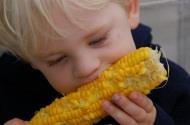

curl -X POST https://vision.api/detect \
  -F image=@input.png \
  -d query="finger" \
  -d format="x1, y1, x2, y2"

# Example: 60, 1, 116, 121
112, 93, 147, 122
129, 92, 154, 113
4, 118, 28, 125
102, 100, 136, 125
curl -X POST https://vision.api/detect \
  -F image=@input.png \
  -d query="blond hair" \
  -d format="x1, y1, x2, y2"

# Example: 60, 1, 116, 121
0, 0, 129, 62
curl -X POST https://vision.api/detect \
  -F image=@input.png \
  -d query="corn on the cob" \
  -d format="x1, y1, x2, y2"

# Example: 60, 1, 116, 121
29, 47, 167, 125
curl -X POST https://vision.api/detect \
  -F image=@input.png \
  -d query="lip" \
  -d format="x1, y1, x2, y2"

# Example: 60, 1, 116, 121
79, 65, 111, 84
81, 73, 99, 84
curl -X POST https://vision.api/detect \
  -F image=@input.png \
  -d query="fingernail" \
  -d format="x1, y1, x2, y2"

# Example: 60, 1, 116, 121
112, 93, 121, 101
130, 92, 140, 99
103, 100, 110, 108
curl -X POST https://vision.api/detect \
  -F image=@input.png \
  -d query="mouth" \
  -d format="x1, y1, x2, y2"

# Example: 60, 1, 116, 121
79, 64, 111, 84
81, 74, 99, 84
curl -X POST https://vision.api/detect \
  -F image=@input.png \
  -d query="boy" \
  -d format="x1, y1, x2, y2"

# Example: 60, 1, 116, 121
1, 0, 190, 125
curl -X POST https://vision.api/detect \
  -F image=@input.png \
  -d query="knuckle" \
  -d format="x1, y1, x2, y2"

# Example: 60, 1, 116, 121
147, 100, 155, 112
143, 97, 150, 106
147, 98, 153, 107
104, 101, 118, 114
109, 105, 117, 113
146, 107, 157, 124
112, 111, 127, 124
144, 97, 154, 112
119, 98, 128, 107
136, 110, 147, 122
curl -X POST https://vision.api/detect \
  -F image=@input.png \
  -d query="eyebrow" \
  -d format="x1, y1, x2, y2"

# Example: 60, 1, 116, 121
38, 51, 62, 60
40, 24, 110, 59
83, 24, 110, 41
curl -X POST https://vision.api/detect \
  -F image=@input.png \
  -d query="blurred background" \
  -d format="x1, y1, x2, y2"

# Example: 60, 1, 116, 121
141, 0, 190, 73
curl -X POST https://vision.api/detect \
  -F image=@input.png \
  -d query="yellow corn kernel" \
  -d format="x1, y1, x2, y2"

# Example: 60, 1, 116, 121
29, 47, 167, 125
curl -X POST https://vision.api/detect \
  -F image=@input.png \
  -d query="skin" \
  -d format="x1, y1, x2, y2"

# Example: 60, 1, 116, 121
5, 0, 156, 125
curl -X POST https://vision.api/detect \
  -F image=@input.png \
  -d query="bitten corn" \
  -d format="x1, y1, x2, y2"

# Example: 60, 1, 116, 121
29, 47, 167, 125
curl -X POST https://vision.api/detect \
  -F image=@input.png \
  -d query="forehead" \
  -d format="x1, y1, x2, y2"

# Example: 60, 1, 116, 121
49, 1, 115, 33
38, 2, 116, 40
34, 2, 124, 58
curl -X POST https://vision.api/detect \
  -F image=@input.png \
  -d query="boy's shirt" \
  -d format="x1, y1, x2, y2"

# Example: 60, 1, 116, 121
1, 24, 190, 125
0, 54, 61, 123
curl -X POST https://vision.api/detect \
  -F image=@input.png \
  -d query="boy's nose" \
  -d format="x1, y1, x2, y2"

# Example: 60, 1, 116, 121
73, 55, 100, 79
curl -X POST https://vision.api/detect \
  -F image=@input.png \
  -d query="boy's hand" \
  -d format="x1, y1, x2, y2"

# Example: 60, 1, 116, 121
4, 118, 28, 125
103, 92, 156, 125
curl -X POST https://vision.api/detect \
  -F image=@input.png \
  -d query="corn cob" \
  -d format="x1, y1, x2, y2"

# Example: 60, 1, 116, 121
29, 47, 167, 125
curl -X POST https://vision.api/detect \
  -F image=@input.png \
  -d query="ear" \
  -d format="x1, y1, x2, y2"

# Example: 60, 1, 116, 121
127, 0, 140, 29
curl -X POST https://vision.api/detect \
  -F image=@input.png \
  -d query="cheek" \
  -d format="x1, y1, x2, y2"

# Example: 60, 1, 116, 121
103, 34, 135, 63
40, 67, 77, 94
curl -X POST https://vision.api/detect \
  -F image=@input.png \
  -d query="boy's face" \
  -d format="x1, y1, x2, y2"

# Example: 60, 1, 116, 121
30, 2, 136, 94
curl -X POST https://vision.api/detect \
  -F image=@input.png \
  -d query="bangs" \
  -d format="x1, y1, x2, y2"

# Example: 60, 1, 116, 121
27, 0, 111, 58
2, 0, 127, 61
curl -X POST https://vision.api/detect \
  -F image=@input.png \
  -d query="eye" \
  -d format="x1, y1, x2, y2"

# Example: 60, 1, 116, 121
47, 56, 68, 66
89, 36, 107, 46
